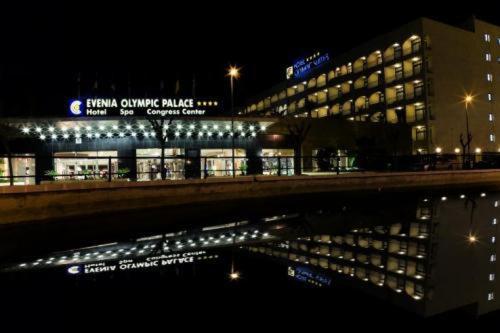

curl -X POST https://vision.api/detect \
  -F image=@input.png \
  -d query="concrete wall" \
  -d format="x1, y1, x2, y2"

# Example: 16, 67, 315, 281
2, 170, 500, 226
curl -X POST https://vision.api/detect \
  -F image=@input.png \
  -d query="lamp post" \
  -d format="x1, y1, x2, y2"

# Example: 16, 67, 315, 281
464, 94, 473, 168
228, 66, 240, 178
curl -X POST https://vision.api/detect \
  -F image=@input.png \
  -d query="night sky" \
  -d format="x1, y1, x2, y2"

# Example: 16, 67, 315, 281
0, 3, 498, 117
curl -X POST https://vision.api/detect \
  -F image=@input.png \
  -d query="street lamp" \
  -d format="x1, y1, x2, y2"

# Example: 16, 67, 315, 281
463, 94, 474, 168
228, 65, 240, 178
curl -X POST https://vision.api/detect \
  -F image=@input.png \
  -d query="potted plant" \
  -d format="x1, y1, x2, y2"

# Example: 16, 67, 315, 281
44, 169, 58, 181
239, 162, 248, 176
117, 167, 130, 179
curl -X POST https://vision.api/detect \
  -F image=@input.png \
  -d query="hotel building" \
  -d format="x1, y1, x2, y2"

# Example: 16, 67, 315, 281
243, 17, 500, 155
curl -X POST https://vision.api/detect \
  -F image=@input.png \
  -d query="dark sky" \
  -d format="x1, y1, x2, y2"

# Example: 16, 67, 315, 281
0, 2, 498, 116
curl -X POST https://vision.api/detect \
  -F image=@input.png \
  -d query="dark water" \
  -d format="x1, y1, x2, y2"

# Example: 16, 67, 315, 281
2, 188, 500, 322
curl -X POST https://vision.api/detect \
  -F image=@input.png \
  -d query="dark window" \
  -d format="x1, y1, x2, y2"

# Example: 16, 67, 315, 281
415, 81, 424, 97
415, 104, 425, 121
396, 86, 404, 101
412, 39, 421, 53
416, 127, 427, 141
413, 60, 423, 75
395, 65, 403, 80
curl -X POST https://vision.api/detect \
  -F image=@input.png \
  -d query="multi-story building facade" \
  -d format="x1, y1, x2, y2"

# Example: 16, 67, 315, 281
243, 17, 500, 155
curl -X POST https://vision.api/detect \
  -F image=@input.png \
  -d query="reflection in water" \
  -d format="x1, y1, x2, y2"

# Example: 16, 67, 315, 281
2, 190, 499, 318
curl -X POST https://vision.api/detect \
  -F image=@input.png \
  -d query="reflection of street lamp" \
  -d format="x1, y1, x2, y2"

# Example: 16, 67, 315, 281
228, 66, 240, 178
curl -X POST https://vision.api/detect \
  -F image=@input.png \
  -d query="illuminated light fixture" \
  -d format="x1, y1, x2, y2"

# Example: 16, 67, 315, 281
86, 126, 92, 131
119, 132, 125, 137
189, 124, 195, 130
454, 148, 460, 154
412, 57, 420, 62
261, 126, 266, 131
186, 131, 192, 137
460, 194, 466, 199
202, 125, 208, 130
213, 125, 219, 130
86, 133, 93, 138
218, 132, 223, 137
198, 131, 204, 137
106, 132, 112, 138
125, 125, 132, 130
48, 127, 55, 132
207, 131, 212, 137
75, 133, 81, 139
475, 148, 482, 153
143, 132, 149, 138
225, 124, 231, 130
139, 124, 145, 130
175, 131, 180, 137
74, 126, 80, 132
94, 133, 100, 138
99, 125, 105, 131
112, 125, 118, 130
481, 192, 486, 197
51, 134, 57, 140
468, 234, 478, 244
249, 125, 255, 131
35, 127, 42, 133
228, 66, 240, 79
176, 124, 182, 130
229, 272, 240, 280
39, 134, 46, 140
22, 127, 30, 134
441, 196, 447, 201
435, 147, 442, 154
251, 132, 256, 137
131, 132, 137, 137
63, 133, 69, 139
237, 125, 243, 131
150, 131, 156, 137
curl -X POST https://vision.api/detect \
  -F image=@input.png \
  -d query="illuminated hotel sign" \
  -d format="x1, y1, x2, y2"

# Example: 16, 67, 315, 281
69, 98, 221, 118
66, 251, 215, 275
286, 52, 330, 80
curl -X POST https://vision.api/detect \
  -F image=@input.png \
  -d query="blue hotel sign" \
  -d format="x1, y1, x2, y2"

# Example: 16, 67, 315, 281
286, 52, 330, 80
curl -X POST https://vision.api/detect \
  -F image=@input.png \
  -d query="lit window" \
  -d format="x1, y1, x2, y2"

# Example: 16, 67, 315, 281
487, 73, 493, 82
490, 134, 496, 142
486, 53, 492, 61
485, 33, 491, 42
488, 93, 493, 101
488, 292, 495, 301
492, 236, 497, 244
490, 273, 496, 281
491, 254, 497, 262
498, 37, 500, 45
489, 114, 494, 122
493, 218, 498, 225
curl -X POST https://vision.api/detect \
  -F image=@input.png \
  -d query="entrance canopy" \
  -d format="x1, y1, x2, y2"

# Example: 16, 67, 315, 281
6, 116, 277, 142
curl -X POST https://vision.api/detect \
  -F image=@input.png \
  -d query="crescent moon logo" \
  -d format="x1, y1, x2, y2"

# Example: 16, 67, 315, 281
67, 265, 81, 275
70, 100, 82, 115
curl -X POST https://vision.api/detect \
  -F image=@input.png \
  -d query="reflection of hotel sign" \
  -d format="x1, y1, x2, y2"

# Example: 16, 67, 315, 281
69, 98, 221, 118
288, 265, 332, 287
67, 251, 216, 275
286, 52, 330, 80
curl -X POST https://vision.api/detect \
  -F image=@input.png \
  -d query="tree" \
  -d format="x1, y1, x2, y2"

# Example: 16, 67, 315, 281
282, 117, 312, 176
460, 131, 472, 169
148, 118, 173, 180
